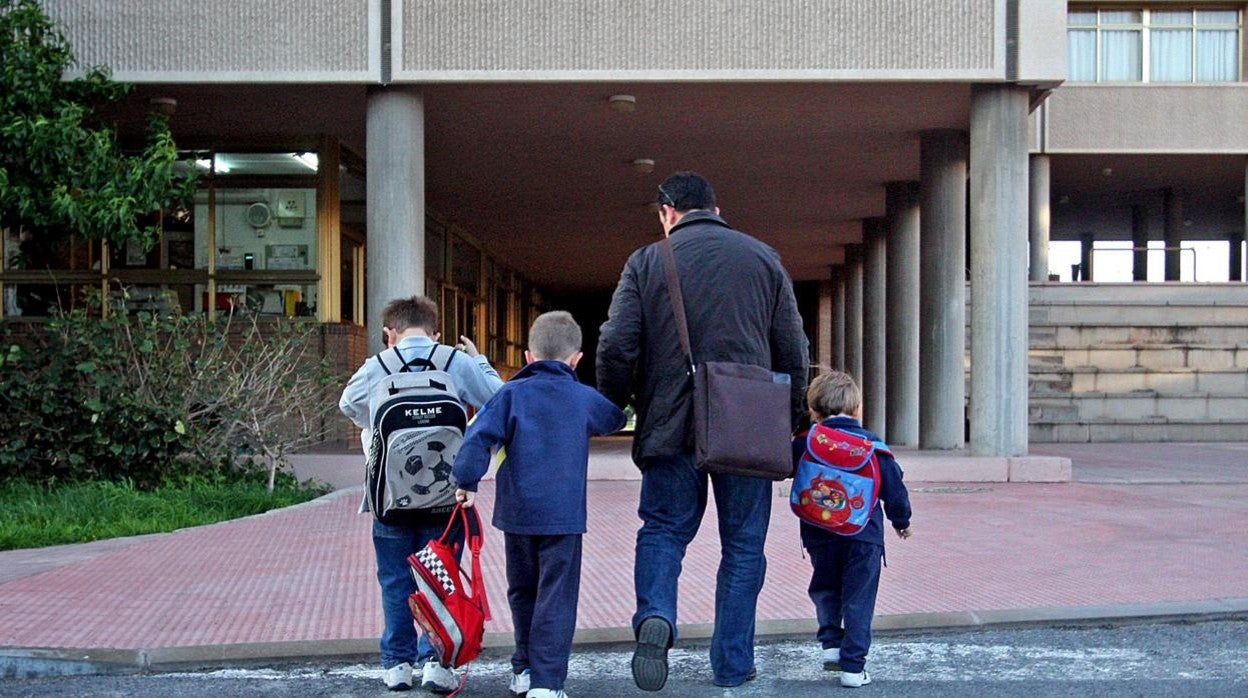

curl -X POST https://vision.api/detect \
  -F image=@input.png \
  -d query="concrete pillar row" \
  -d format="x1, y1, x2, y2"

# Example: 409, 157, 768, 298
830, 264, 847, 372
919, 129, 968, 450
885, 182, 920, 446
366, 87, 426, 354
969, 85, 1030, 458
1164, 187, 1184, 281
862, 218, 888, 439
844, 246, 865, 388
1028, 154, 1051, 282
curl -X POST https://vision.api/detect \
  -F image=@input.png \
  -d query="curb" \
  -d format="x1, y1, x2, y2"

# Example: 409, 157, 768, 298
5, 597, 1247, 679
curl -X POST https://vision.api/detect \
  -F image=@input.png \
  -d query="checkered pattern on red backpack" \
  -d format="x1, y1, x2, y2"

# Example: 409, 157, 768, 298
414, 547, 456, 596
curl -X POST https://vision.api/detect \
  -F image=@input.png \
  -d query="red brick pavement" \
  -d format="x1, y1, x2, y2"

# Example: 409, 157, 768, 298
2, 476, 1247, 651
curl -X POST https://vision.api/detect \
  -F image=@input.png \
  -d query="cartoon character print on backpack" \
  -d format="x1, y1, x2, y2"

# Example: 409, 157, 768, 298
795, 473, 866, 528
790, 424, 885, 537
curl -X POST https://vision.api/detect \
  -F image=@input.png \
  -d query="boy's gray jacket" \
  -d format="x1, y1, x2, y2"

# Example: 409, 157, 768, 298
597, 210, 810, 464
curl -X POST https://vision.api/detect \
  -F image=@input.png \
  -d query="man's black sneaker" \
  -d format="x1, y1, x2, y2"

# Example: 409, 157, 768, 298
631, 617, 672, 692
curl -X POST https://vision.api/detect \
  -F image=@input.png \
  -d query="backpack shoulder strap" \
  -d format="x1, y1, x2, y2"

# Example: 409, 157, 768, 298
427, 343, 458, 373
871, 440, 892, 459
375, 348, 403, 375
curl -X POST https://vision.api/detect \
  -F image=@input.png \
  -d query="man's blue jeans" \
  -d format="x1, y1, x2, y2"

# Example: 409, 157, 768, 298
633, 451, 772, 686
372, 519, 442, 669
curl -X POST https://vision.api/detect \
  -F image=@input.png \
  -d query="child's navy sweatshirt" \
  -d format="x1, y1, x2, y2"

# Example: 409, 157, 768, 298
794, 416, 912, 548
452, 360, 626, 535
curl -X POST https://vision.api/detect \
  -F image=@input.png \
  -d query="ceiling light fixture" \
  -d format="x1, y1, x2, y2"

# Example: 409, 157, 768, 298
148, 97, 178, 116
608, 94, 637, 112
631, 158, 655, 174
1102, 167, 1113, 177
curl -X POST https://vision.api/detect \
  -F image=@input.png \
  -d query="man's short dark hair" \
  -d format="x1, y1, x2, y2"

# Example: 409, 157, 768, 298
381, 295, 438, 334
528, 310, 582, 360
657, 171, 716, 212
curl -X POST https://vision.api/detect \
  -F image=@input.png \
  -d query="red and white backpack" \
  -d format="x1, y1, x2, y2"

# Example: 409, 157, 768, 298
407, 504, 491, 671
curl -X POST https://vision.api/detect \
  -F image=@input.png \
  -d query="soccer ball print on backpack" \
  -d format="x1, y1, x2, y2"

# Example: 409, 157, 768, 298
366, 344, 468, 525
791, 423, 889, 536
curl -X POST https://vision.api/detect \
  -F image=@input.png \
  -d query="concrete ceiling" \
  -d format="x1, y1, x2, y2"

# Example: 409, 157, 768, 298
124, 82, 974, 291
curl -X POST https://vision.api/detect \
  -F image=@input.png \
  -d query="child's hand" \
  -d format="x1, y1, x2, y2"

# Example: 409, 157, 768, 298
895, 527, 912, 539
457, 336, 481, 357
455, 489, 475, 508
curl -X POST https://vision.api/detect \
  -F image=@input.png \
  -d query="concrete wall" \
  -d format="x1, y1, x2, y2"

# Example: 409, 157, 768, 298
45, 0, 380, 82
397, 0, 1002, 80
1044, 86, 1248, 153
48, 0, 1018, 83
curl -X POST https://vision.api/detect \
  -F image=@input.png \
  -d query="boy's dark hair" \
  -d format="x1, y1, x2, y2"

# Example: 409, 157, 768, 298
807, 370, 862, 419
528, 310, 582, 360
657, 171, 717, 212
381, 295, 438, 335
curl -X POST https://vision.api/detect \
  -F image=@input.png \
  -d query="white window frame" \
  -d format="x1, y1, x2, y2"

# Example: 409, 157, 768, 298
1067, 6, 1243, 83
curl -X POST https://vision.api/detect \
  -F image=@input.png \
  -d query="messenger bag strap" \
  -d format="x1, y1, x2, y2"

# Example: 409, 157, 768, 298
659, 237, 696, 376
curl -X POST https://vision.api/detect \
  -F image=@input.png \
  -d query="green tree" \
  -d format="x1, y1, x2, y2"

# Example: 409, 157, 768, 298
0, 0, 195, 251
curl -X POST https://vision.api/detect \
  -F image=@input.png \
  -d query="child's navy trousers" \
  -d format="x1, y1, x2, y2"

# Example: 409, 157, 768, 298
806, 537, 883, 673
505, 532, 582, 691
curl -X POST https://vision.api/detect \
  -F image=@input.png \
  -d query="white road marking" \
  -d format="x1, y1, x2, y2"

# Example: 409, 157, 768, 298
164, 640, 1248, 683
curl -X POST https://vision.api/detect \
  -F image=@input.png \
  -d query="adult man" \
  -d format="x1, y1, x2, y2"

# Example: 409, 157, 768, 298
597, 171, 809, 690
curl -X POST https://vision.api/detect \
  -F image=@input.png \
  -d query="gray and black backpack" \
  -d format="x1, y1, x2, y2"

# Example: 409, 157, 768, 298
366, 345, 467, 526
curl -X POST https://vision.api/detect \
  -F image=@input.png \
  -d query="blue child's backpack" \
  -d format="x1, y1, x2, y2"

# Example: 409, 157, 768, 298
790, 423, 889, 536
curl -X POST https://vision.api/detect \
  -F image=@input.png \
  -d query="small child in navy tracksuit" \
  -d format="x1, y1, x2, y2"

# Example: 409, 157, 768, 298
453, 311, 626, 698
796, 370, 912, 688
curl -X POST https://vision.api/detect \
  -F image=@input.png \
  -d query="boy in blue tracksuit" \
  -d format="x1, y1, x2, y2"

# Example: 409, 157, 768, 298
453, 310, 626, 698
796, 370, 913, 688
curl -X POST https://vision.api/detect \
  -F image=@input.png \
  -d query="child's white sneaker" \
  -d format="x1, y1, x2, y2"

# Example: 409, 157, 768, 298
509, 668, 531, 696
822, 647, 842, 671
840, 670, 871, 688
527, 690, 568, 698
420, 661, 458, 694
382, 662, 413, 691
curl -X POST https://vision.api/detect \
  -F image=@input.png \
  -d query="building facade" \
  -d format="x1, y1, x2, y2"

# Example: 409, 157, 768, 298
3, 1, 1246, 450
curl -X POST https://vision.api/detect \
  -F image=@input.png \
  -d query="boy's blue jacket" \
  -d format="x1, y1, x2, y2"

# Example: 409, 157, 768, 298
453, 360, 627, 535
794, 416, 912, 548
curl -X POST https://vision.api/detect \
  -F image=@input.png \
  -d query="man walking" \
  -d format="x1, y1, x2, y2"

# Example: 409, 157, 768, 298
597, 171, 809, 690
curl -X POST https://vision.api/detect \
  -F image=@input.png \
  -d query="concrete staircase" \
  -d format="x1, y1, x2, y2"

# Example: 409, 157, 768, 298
1028, 284, 1248, 443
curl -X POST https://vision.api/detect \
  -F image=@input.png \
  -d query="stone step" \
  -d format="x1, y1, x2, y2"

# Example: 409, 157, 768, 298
1029, 345, 1247, 371
1030, 393, 1248, 422
1025, 367, 1248, 396
1028, 325, 1248, 350
1031, 420, 1248, 443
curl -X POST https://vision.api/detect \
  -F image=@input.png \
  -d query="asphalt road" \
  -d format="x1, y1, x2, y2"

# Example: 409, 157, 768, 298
4, 619, 1247, 697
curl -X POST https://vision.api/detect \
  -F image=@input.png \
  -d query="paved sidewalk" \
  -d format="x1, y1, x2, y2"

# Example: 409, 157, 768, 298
1, 443, 1246, 671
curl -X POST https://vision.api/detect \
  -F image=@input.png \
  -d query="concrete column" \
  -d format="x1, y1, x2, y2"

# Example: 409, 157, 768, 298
862, 218, 888, 439
816, 280, 833, 369
1230, 232, 1243, 282
366, 87, 426, 354
919, 130, 968, 450
885, 182, 920, 446
1079, 233, 1094, 282
1164, 188, 1183, 281
969, 85, 1030, 457
831, 264, 846, 371
844, 246, 864, 386
1132, 205, 1149, 282
1028, 154, 1051, 282
1240, 157, 1248, 282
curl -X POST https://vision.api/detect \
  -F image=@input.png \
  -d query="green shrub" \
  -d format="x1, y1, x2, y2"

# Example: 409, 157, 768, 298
0, 295, 337, 488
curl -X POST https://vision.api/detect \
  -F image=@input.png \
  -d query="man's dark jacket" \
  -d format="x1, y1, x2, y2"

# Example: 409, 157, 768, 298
597, 210, 810, 464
